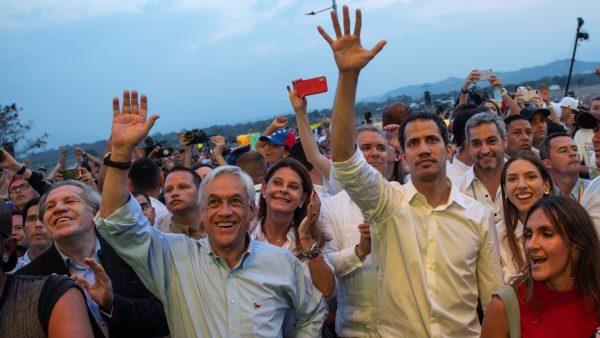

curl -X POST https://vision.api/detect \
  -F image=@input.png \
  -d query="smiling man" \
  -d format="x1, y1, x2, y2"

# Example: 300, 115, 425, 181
460, 112, 507, 223
539, 133, 589, 203
95, 90, 326, 337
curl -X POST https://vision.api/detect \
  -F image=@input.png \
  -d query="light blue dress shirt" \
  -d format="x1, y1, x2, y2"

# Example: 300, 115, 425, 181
95, 196, 326, 338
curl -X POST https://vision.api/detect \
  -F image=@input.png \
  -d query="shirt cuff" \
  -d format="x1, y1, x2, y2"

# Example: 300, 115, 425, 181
94, 194, 142, 228
325, 245, 364, 278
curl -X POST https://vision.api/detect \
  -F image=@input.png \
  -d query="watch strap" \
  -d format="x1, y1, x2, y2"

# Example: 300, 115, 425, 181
103, 152, 132, 170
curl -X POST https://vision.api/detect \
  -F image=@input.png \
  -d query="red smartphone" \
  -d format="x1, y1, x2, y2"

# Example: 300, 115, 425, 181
293, 77, 328, 97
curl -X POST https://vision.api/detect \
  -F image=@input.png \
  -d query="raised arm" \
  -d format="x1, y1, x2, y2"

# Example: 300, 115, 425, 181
318, 6, 386, 162
458, 70, 481, 106
287, 84, 331, 178
99, 90, 158, 218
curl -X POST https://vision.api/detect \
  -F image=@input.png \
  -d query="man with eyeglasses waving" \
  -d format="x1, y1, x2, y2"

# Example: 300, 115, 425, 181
1, 149, 48, 211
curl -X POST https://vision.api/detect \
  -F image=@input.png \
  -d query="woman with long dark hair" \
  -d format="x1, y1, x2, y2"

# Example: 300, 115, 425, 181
497, 151, 553, 283
251, 157, 334, 297
482, 196, 600, 337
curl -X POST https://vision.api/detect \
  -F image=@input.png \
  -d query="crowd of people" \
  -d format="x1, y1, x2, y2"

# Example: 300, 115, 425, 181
1, 5, 600, 338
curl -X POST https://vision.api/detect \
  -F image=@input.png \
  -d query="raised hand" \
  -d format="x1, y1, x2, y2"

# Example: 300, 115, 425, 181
317, 6, 387, 74
0, 149, 22, 171
271, 116, 288, 129
463, 70, 481, 90
383, 124, 400, 151
298, 191, 321, 250
489, 75, 502, 87
355, 222, 371, 260
71, 258, 114, 313
287, 83, 308, 113
209, 135, 226, 155
110, 90, 159, 159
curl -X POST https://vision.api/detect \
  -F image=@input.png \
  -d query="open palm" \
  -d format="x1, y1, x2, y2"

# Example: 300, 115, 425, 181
111, 90, 159, 151
318, 6, 386, 73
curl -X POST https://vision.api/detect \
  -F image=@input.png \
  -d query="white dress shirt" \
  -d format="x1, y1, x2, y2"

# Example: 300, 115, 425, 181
320, 190, 378, 337
149, 196, 172, 232
581, 176, 600, 236
459, 166, 504, 223
333, 149, 502, 338
447, 157, 470, 188
496, 219, 524, 283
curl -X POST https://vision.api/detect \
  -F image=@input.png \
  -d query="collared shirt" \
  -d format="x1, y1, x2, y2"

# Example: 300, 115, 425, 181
447, 157, 470, 188
554, 178, 589, 203
333, 149, 502, 338
581, 176, 600, 235
150, 196, 171, 232
56, 238, 109, 336
459, 166, 504, 223
168, 219, 205, 240
95, 196, 327, 338
9, 250, 32, 274
320, 190, 378, 337
496, 219, 524, 283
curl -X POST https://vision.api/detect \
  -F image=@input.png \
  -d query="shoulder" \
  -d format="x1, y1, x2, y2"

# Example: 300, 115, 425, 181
16, 246, 62, 276
458, 191, 493, 219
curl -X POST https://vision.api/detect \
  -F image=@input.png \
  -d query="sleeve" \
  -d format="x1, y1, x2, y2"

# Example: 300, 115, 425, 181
38, 275, 104, 338
104, 293, 170, 337
94, 195, 174, 303
582, 177, 600, 236
27, 170, 51, 195
332, 148, 396, 225
288, 258, 328, 338
320, 201, 364, 278
476, 212, 503, 311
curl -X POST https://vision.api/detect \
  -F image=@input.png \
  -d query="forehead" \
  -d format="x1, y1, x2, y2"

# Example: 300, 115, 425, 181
12, 214, 23, 222
270, 167, 302, 183
9, 179, 27, 189
46, 185, 84, 203
507, 119, 531, 130
507, 159, 539, 175
469, 122, 500, 138
265, 141, 284, 149
404, 119, 443, 141
26, 204, 39, 218
204, 174, 248, 199
165, 171, 195, 185
549, 136, 575, 149
525, 208, 553, 231
357, 130, 386, 145
530, 113, 547, 122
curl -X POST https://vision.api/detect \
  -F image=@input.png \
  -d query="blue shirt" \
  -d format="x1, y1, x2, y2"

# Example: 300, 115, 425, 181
95, 196, 326, 338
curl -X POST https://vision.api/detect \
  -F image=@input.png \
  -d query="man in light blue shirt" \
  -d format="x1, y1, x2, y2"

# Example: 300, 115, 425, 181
96, 90, 327, 337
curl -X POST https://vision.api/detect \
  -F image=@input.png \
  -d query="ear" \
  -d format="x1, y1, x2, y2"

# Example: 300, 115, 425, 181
260, 183, 267, 198
445, 143, 453, 159
542, 158, 552, 170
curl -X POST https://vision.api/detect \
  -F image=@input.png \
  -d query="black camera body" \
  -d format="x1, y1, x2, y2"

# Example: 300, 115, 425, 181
183, 129, 208, 145
143, 137, 169, 156
155, 147, 175, 159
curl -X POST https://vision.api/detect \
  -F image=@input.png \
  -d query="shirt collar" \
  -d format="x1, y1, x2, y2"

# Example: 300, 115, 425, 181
404, 178, 467, 210
203, 234, 254, 270
56, 237, 101, 268
464, 166, 477, 190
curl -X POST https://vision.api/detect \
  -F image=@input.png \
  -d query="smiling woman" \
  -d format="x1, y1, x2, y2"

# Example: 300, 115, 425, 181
481, 196, 600, 338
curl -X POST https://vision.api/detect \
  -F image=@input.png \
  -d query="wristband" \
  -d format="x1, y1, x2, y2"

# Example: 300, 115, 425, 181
354, 245, 367, 262
16, 165, 27, 175
299, 243, 320, 261
102, 152, 132, 170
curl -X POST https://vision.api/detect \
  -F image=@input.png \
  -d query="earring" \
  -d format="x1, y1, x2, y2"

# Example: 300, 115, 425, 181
569, 257, 577, 280
544, 188, 550, 196
2, 255, 8, 263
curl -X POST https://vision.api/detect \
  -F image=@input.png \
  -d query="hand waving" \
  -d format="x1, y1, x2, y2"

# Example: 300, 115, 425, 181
71, 258, 114, 313
111, 90, 159, 159
287, 83, 307, 113
317, 6, 387, 73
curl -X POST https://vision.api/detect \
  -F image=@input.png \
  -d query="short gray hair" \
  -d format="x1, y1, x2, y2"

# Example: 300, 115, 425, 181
465, 112, 506, 141
356, 125, 388, 147
38, 180, 101, 222
199, 166, 256, 209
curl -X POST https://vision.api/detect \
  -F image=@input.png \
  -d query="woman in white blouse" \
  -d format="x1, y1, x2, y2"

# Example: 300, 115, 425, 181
497, 151, 554, 283
251, 157, 335, 298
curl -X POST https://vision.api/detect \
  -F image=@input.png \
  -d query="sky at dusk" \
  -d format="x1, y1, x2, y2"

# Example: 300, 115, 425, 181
2, 0, 600, 149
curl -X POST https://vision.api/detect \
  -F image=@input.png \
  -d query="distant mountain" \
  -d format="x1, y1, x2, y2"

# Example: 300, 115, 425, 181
365, 59, 599, 101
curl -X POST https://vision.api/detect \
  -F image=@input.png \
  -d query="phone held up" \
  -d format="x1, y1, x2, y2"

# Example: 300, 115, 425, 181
293, 77, 328, 97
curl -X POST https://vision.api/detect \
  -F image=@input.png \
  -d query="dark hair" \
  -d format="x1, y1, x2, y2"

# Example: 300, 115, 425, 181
452, 108, 486, 147
520, 196, 600, 315
503, 114, 528, 128
22, 198, 40, 221
132, 191, 151, 205
500, 151, 554, 273
165, 166, 202, 189
399, 112, 449, 150
257, 158, 329, 256
236, 151, 267, 184
382, 102, 411, 126
128, 158, 161, 192
538, 132, 571, 161
590, 96, 600, 104
288, 140, 315, 172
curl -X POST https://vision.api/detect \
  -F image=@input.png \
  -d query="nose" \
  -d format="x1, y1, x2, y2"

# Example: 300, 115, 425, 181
217, 201, 234, 217
516, 176, 528, 189
525, 232, 541, 252
35, 221, 45, 231
417, 140, 431, 156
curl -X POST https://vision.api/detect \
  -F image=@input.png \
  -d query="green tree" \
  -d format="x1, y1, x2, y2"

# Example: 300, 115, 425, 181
0, 103, 48, 156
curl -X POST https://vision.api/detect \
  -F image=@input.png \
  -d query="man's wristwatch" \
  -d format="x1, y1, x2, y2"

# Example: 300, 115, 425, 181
354, 245, 367, 262
102, 152, 132, 170
16, 165, 27, 175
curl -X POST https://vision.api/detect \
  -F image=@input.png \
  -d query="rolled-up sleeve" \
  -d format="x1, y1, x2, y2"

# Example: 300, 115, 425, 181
333, 148, 394, 225
95, 196, 173, 302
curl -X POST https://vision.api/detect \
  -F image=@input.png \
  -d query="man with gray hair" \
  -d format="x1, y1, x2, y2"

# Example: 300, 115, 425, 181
95, 90, 326, 337
16, 179, 169, 338
459, 112, 507, 223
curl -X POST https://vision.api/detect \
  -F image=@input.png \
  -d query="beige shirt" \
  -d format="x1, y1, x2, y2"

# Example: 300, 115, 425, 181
333, 149, 502, 338
459, 166, 504, 224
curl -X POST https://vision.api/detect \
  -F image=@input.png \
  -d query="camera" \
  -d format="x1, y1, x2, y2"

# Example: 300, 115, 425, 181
156, 147, 175, 159
182, 129, 208, 145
